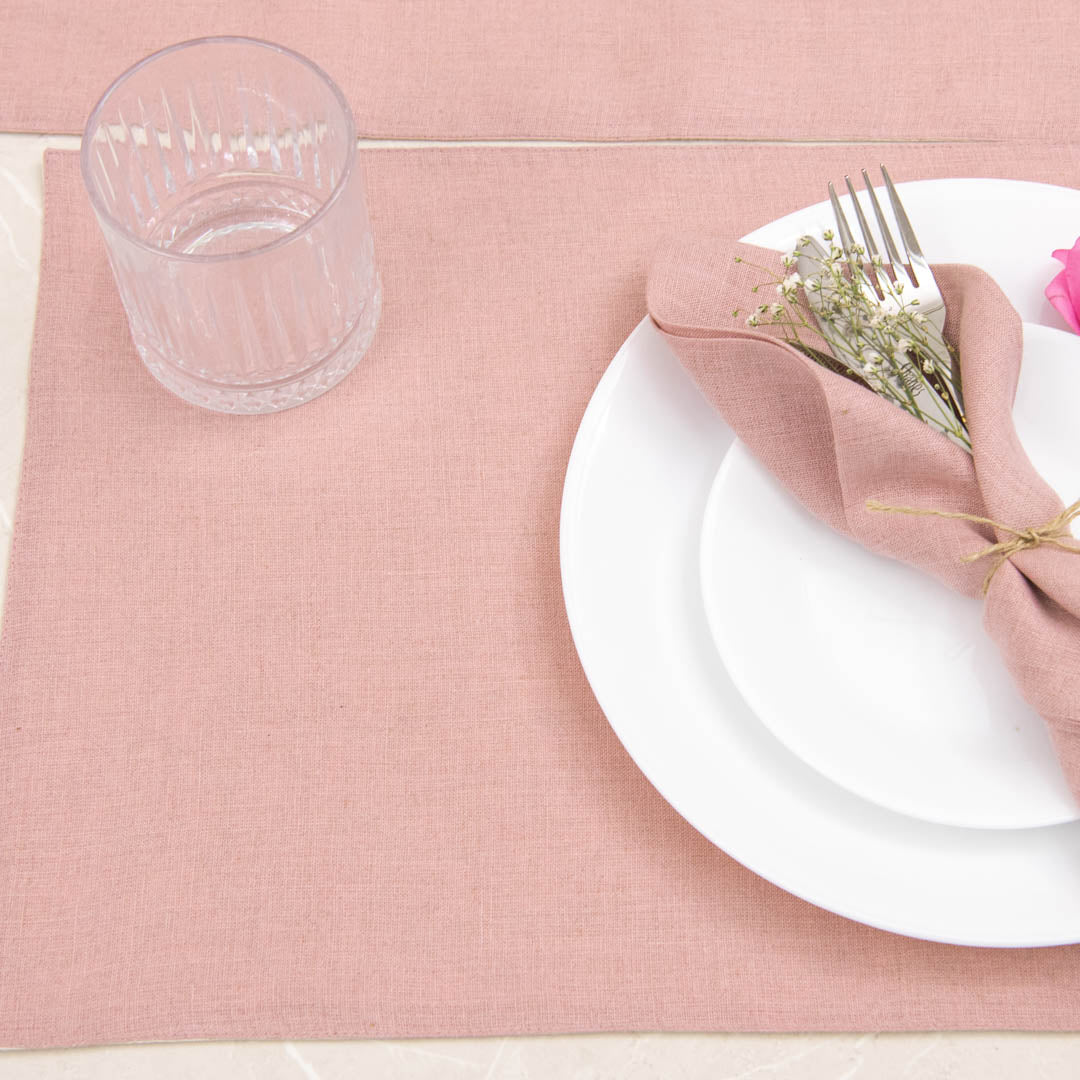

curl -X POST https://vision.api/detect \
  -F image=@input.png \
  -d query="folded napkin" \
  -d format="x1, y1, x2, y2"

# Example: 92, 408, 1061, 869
649, 240, 1080, 799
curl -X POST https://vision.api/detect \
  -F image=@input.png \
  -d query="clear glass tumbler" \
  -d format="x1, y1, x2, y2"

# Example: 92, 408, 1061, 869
81, 37, 380, 413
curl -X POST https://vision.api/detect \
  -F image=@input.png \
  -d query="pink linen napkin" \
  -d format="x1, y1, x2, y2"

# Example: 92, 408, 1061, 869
649, 241, 1080, 798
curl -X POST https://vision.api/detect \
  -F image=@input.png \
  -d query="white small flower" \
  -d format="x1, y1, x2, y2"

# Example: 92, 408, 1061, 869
894, 281, 905, 293
781, 252, 797, 269
922, 358, 935, 373
913, 312, 927, 325
770, 303, 784, 317
862, 362, 878, 375
778, 273, 802, 300
871, 254, 883, 268
746, 314, 760, 327
896, 337, 913, 353
806, 277, 821, 292
822, 229, 834, 242
756, 303, 768, 314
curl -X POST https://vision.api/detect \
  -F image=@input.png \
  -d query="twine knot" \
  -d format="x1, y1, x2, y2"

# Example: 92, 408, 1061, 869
865, 498, 1080, 595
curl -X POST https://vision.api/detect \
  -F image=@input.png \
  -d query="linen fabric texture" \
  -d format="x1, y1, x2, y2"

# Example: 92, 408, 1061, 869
0, 1, 1078, 141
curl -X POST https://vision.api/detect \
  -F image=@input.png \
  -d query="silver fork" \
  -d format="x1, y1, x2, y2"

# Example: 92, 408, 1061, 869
828, 166, 964, 415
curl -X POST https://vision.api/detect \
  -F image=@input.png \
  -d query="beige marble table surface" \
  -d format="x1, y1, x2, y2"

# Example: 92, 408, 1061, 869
2, 133, 1079, 1078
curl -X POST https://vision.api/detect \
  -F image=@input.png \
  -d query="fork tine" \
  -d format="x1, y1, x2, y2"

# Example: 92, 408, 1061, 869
860, 169, 905, 273
881, 165, 925, 265
846, 175, 894, 300
844, 175, 878, 259
827, 181, 856, 254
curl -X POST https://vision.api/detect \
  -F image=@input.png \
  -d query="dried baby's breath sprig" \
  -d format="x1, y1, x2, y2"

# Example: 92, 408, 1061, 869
734, 243, 970, 451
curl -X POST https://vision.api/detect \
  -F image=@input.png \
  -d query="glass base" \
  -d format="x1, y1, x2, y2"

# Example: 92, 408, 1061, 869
136, 279, 381, 414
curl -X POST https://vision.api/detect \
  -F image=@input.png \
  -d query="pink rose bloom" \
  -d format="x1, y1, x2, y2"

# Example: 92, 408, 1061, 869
1046, 238, 1080, 333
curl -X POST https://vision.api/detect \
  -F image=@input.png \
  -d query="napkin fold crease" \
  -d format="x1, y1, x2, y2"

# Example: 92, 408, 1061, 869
648, 240, 1080, 799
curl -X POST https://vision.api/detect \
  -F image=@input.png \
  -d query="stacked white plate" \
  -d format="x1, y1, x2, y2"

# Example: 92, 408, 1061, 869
560, 179, 1080, 946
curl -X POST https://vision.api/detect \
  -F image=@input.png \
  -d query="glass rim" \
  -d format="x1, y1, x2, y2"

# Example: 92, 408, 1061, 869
79, 35, 358, 264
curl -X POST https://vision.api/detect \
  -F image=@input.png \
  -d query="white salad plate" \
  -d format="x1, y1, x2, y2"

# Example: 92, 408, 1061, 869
560, 178, 1080, 946
701, 323, 1080, 831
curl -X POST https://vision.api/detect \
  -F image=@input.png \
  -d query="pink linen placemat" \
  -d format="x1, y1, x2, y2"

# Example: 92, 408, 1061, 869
0, 1, 1076, 141
6, 145, 1080, 1048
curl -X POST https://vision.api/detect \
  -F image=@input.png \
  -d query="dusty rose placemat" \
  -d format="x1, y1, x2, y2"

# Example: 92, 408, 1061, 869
0, 1, 1076, 141
6, 145, 1080, 1049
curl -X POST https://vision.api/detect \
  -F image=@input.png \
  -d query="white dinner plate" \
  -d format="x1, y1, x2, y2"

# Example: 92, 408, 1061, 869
560, 178, 1080, 946
701, 324, 1080, 830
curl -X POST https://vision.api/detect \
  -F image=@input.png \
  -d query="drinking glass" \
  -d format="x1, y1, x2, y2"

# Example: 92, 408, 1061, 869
81, 37, 380, 413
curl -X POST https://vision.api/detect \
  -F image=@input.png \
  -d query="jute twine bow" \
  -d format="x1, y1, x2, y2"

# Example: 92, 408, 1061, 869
866, 498, 1080, 595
